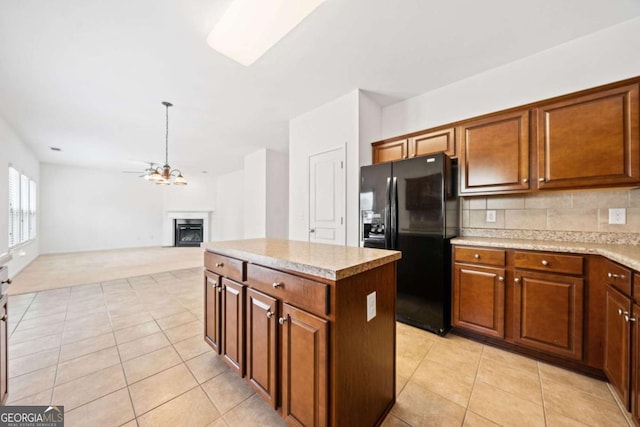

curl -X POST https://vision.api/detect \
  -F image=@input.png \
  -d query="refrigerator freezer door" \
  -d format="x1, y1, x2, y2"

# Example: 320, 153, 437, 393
360, 163, 392, 249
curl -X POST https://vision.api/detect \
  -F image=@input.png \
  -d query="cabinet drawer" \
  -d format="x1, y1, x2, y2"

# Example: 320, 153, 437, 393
205, 252, 246, 282
247, 264, 329, 316
603, 259, 633, 296
513, 251, 583, 275
454, 247, 505, 267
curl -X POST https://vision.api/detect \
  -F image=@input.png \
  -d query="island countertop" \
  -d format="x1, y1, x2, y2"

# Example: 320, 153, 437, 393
202, 238, 401, 281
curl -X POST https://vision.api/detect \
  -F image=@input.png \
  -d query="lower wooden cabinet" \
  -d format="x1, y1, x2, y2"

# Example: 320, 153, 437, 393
221, 278, 245, 376
0, 294, 7, 406
632, 302, 640, 424
281, 303, 328, 427
452, 264, 505, 338
204, 271, 222, 353
605, 285, 632, 408
513, 270, 584, 360
245, 288, 278, 408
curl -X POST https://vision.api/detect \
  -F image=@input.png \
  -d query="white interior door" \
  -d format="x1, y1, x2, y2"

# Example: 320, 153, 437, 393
308, 146, 345, 245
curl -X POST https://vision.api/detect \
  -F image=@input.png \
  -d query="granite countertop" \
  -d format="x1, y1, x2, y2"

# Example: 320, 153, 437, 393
452, 237, 640, 271
203, 238, 401, 281
0, 253, 12, 267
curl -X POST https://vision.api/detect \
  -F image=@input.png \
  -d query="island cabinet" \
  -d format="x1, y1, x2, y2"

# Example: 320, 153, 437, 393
535, 83, 640, 190
203, 251, 247, 375
458, 109, 530, 195
204, 239, 400, 427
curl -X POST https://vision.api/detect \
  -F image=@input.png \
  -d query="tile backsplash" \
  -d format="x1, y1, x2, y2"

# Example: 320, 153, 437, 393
461, 187, 640, 244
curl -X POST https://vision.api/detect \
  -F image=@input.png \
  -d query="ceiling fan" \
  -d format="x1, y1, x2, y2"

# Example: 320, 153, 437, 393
122, 162, 158, 179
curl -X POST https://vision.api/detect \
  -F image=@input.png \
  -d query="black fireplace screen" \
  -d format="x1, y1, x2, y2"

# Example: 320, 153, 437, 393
174, 219, 203, 247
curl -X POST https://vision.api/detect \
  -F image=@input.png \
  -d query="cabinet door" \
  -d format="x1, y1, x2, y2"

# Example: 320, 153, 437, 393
604, 286, 631, 409
372, 139, 408, 164
0, 296, 6, 405
452, 264, 505, 338
536, 84, 640, 189
459, 110, 530, 194
204, 272, 222, 354
245, 288, 278, 408
222, 278, 245, 376
281, 303, 328, 427
408, 128, 455, 158
632, 303, 640, 423
513, 270, 583, 360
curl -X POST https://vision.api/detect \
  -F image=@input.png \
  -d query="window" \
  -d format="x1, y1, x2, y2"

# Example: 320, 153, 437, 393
8, 166, 37, 248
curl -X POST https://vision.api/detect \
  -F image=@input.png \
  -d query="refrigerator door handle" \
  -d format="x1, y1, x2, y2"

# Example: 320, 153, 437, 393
390, 176, 398, 249
385, 177, 391, 248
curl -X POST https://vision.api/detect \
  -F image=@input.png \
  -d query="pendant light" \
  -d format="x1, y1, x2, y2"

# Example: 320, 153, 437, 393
149, 101, 187, 185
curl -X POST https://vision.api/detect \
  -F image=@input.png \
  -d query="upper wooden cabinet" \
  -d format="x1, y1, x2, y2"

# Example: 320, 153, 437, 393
371, 127, 455, 164
458, 110, 530, 194
536, 84, 640, 190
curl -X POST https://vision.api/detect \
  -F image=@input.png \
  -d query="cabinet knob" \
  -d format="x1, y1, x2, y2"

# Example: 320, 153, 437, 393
217, 286, 222, 293
266, 310, 274, 319
522, 178, 528, 183
538, 178, 545, 182
498, 276, 504, 282
0, 279, 11, 285
278, 317, 287, 325
618, 308, 624, 316
541, 260, 549, 266
625, 314, 637, 323
272, 282, 283, 288
474, 254, 480, 259
210, 281, 217, 288
215, 262, 224, 268
514, 278, 521, 284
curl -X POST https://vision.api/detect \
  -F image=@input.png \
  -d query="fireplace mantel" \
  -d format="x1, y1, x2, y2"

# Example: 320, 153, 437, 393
162, 211, 212, 247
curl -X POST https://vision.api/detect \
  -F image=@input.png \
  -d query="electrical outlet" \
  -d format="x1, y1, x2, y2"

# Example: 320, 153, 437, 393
609, 208, 626, 225
486, 210, 497, 223
367, 292, 376, 322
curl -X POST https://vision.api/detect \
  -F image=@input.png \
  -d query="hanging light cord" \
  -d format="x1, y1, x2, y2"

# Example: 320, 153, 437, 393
163, 101, 172, 165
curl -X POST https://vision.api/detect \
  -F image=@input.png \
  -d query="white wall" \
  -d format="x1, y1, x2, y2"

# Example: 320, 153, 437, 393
382, 17, 640, 138
265, 149, 288, 239
40, 164, 164, 253
0, 115, 40, 277
243, 150, 267, 239
289, 91, 360, 246
212, 169, 244, 241
358, 91, 382, 168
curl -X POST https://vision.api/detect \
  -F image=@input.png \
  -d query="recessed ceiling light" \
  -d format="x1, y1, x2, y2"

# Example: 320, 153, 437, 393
206, 0, 326, 66
201, 171, 208, 174
49, 147, 62, 152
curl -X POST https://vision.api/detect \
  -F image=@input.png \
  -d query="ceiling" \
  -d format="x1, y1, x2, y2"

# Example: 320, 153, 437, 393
0, 0, 639, 178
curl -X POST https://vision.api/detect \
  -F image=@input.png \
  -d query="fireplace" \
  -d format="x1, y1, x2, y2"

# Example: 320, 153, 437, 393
174, 219, 204, 247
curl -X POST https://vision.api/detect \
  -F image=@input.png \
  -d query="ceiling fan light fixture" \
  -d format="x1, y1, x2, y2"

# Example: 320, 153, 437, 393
173, 173, 187, 186
146, 102, 187, 186
206, 0, 326, 66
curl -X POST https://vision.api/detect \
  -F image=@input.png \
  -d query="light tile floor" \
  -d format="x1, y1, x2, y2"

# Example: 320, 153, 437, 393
6, 267, 632, 427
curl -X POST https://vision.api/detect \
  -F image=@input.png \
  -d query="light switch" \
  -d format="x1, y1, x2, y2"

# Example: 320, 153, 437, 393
486, 210, 497, 223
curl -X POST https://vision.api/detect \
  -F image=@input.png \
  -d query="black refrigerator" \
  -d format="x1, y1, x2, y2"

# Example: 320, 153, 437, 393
360, 153, 458, 335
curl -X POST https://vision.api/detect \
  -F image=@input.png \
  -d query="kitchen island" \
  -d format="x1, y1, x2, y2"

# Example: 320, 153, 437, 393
202, 238, 401, 427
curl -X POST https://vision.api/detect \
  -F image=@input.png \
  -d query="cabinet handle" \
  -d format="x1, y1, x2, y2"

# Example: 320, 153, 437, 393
498, 276, 504, 282
619, 308, 624, 316
538, 178, 545, 182
522, 178, 528, 183
514, 278, 521, 284
608, 272, 623, 279
625, 314, 637, 323
474, 254, 480, 259
278, 317, 287, 325
217, 286, 223, 293
541, 260, 549, 266
272, 282, 283, 288
215, 262, 224, 268
210, 281, 217, 288
266, 310, 274, 318
0, 315, 5, 322
0, 279, 10, 285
